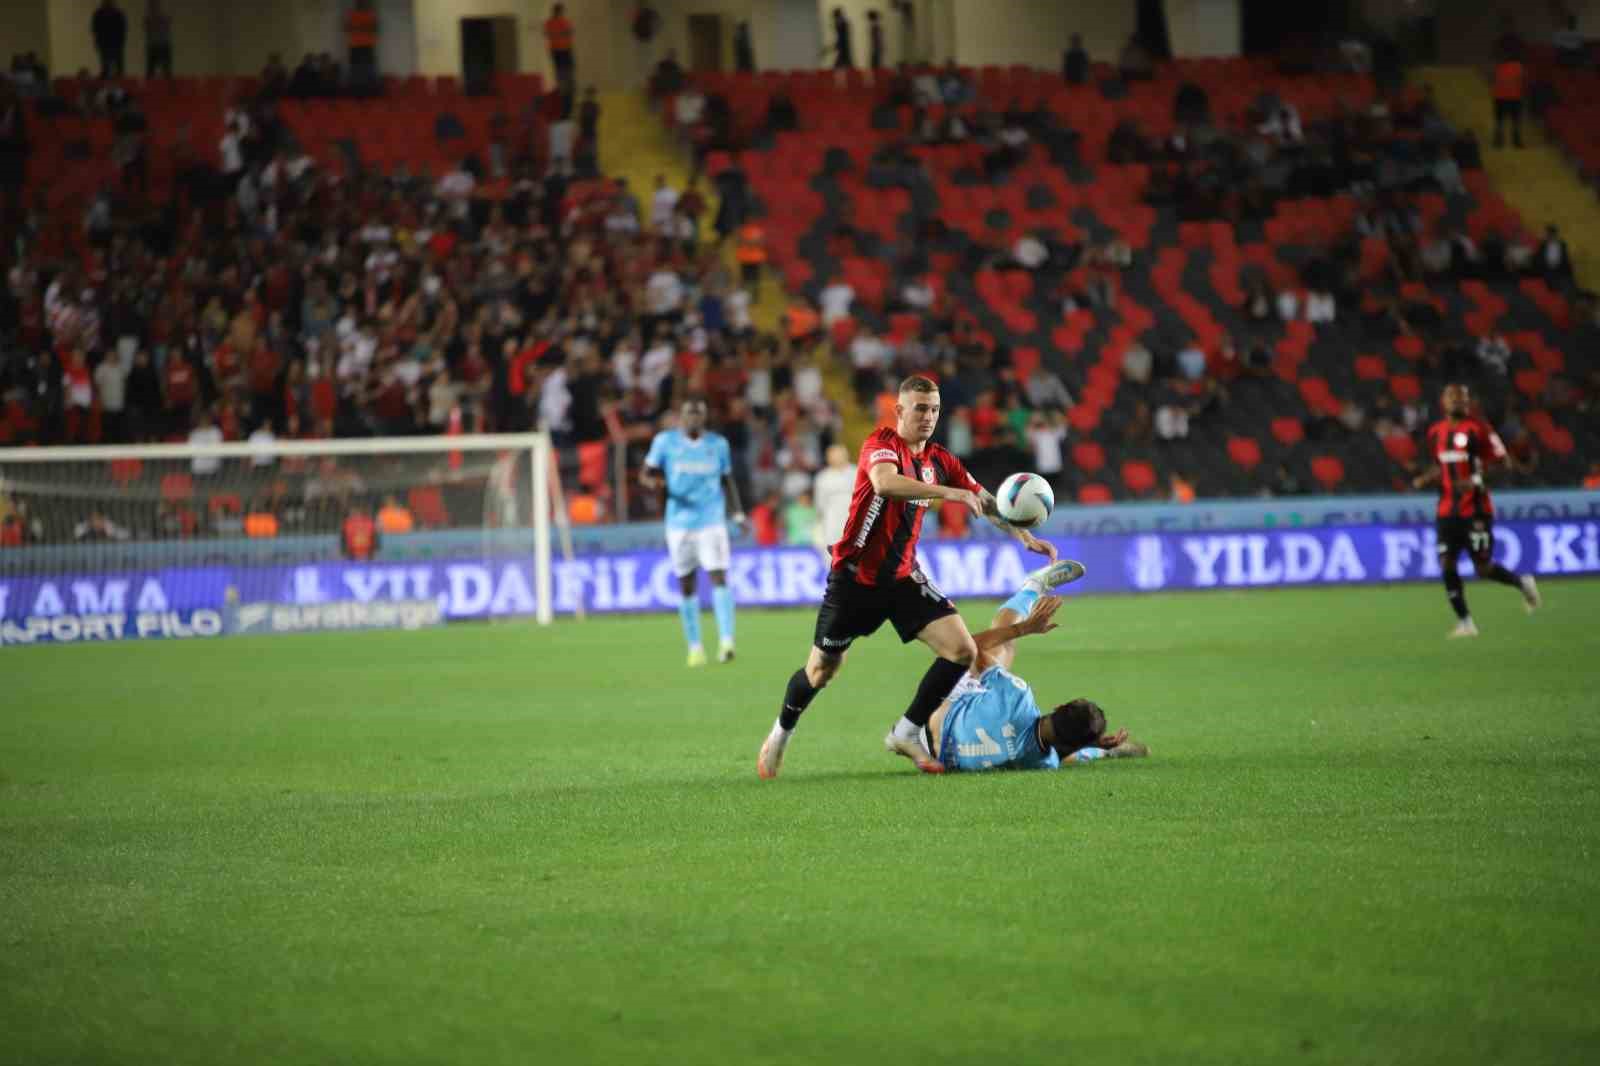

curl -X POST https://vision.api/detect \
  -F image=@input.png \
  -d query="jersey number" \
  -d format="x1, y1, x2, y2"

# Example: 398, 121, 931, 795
1469, 529, 1492, 555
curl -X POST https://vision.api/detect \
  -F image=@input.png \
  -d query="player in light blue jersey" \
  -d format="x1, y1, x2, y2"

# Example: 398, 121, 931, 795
926, 567, 1148, 772
641, 397, 746, 667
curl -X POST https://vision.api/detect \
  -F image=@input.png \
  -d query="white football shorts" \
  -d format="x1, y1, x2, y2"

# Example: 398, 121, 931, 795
665, 524, 732, 577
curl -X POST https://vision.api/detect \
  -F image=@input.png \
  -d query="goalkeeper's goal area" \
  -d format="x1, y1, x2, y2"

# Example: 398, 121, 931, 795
0, 433, 567, 645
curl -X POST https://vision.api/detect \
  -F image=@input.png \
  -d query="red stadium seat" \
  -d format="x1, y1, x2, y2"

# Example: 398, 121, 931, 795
1353, 355, 1388, 382
1394, 334, 1425, 362
1070, 441, 1105, 473
577, 441, 609, 490
1310, 455, 1345, 490
1066, 405, 1101, 433
1389, 374, 1422, 403
1270, 417, 1304, 445
1120, 460, 1157, 496
160, 472, 193, 502
1382, 433, 1417, 465
1226, 436, 1262, 470
109, 458, 143, 485
1077, 483, 1113, 504
1514, 368, 1547, 400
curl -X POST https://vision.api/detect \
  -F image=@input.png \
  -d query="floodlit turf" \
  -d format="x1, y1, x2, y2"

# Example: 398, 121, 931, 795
3, 581, 1599, 1065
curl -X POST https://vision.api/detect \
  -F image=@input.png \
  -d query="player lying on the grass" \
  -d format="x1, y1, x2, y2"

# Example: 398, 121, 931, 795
925, 581, 1148, 774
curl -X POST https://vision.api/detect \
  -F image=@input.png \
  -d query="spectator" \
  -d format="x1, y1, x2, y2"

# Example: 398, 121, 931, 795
377, 493, 415, 534
1168, 472, 1196, 504
1176, 337, 1207, 381
344, 0, 379, 94
868, 11, 885, 71
812, 443, 854, 556
74, 510, 131, 542
247, 419, 276, 466
1155, 396, 1189, 441
1540, 225, 1573, 283
734, 20, 755, 73
1583, 461, 1600, 490
830, 8, 854, 69
1063, 33, 1089, 85
649, 173, 678, 235
341, 502, 379, 560
244, 500, 279, 539
819, 276, 856, 327
1024, 365, 1073, 413
1027, 410, 1066, 480
750, 491, 782, 545
1121, 340, 1154, 386
1119, 33, 1153, 82
92, 0, 128, 78
188, 409, 223, 476
784, 490, 817, 545
1492, 51, 1525, 149
94, 348, 129, 443
545, 3, 576, 93
145, 0, 173, 78
1553, 14, 1585, 66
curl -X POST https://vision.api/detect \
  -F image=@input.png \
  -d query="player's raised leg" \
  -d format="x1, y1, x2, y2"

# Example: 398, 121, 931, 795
985, 559, 1086, 670
1468, 535, 1540, 617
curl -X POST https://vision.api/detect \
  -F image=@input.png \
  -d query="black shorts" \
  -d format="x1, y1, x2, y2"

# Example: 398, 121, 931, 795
812, 566, 958, 653
1437, 516, 1494, 560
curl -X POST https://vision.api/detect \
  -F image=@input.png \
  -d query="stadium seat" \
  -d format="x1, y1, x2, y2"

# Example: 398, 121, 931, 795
1270, 417, 1304, 445
1070, 441, 1105, 473
577, 441, 609, 490
1394, 335, 1425, 362
109, 457, 143, 485
160, 472, 193, 502
1310, 455, 1345, 490
1120, 460, 1157, 496
1389, 374, 1422, 404
1354, 355, 1388, 382
1514, 368, 1547, 400
1077, 483, 1113, 504
1382, 433, 1418, 465
1226, 436, 1262, 471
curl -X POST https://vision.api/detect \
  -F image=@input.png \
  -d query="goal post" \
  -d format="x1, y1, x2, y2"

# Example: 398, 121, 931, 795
0, 432, 565, 646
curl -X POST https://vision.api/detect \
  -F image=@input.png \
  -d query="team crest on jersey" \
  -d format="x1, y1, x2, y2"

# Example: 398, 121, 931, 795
1453, 431, 1469, 447
920, 464, 937, 484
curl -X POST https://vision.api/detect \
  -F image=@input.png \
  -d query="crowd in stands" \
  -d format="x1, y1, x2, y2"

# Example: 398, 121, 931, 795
3, 25, 1599, 551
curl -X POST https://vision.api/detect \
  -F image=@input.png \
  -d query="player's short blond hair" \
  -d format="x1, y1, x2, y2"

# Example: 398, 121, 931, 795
898, 375, 938, 395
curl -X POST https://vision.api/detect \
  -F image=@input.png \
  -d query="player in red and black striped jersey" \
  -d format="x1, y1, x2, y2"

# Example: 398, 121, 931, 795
756, 375, 1062, 779
1411, 384, 1540, 637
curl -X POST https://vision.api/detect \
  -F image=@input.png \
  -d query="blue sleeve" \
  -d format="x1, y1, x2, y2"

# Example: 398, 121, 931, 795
644, 432, 667, 469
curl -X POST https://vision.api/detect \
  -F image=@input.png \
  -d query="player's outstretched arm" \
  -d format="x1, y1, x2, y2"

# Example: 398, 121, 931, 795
977, 489, 1058, 561
867, 462, 981, 511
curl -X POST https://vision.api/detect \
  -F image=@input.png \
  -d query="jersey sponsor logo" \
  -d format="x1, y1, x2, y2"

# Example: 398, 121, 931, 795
1438, 450, 1469, 462
672, 460, 721, 476
854, 495, 885, 547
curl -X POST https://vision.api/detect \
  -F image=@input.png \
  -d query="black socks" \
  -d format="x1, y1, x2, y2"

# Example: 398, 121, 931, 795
1443, 567, 1469, 620
902, 657, 969, 728
779, 670, 818, 730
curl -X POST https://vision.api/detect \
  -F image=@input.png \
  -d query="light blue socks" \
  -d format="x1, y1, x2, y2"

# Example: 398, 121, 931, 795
678, 595, 703, 649
1000, 585, 1041, 618
712, 585, 736, 645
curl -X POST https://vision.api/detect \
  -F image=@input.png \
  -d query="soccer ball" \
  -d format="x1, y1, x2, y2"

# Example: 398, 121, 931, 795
995, 472, 1054, 529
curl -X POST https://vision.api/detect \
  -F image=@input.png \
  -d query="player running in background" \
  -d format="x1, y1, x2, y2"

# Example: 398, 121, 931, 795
928, 576, 1147, 773
757, 374, 1059, 779
1411, 383, 1539, 638
642, 397, 746, 666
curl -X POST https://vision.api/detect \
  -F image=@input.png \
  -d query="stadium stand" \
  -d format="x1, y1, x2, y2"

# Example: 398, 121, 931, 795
3, 44, 1598, 549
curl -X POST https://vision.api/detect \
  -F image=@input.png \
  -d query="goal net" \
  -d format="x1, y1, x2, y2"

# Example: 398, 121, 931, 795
0, 433, 557, 646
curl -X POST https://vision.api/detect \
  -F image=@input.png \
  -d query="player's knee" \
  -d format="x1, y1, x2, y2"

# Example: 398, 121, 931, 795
708, 571, 726, 587
807, 650, 844, 687
949, 634, 978, 666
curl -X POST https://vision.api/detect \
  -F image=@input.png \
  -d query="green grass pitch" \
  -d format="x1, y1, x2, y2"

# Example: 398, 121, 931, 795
3, 581, 1599, 1065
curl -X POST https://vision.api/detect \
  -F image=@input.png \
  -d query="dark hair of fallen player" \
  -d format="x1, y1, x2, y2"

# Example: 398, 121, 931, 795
1040, 699, 1106, 757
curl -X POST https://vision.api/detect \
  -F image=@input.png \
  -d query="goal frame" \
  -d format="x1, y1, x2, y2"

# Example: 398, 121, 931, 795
0, 432, 561, 625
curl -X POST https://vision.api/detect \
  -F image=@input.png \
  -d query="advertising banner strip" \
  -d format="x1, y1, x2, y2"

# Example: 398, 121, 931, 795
2, 520, 1597, 644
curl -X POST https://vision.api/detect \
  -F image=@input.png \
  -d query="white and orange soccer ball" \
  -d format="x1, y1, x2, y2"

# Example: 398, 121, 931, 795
995, 472, 1054, 529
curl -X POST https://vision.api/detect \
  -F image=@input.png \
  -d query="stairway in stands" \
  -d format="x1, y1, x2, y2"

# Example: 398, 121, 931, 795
597, 92, 873, 445
1420, 65, 1598, 286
